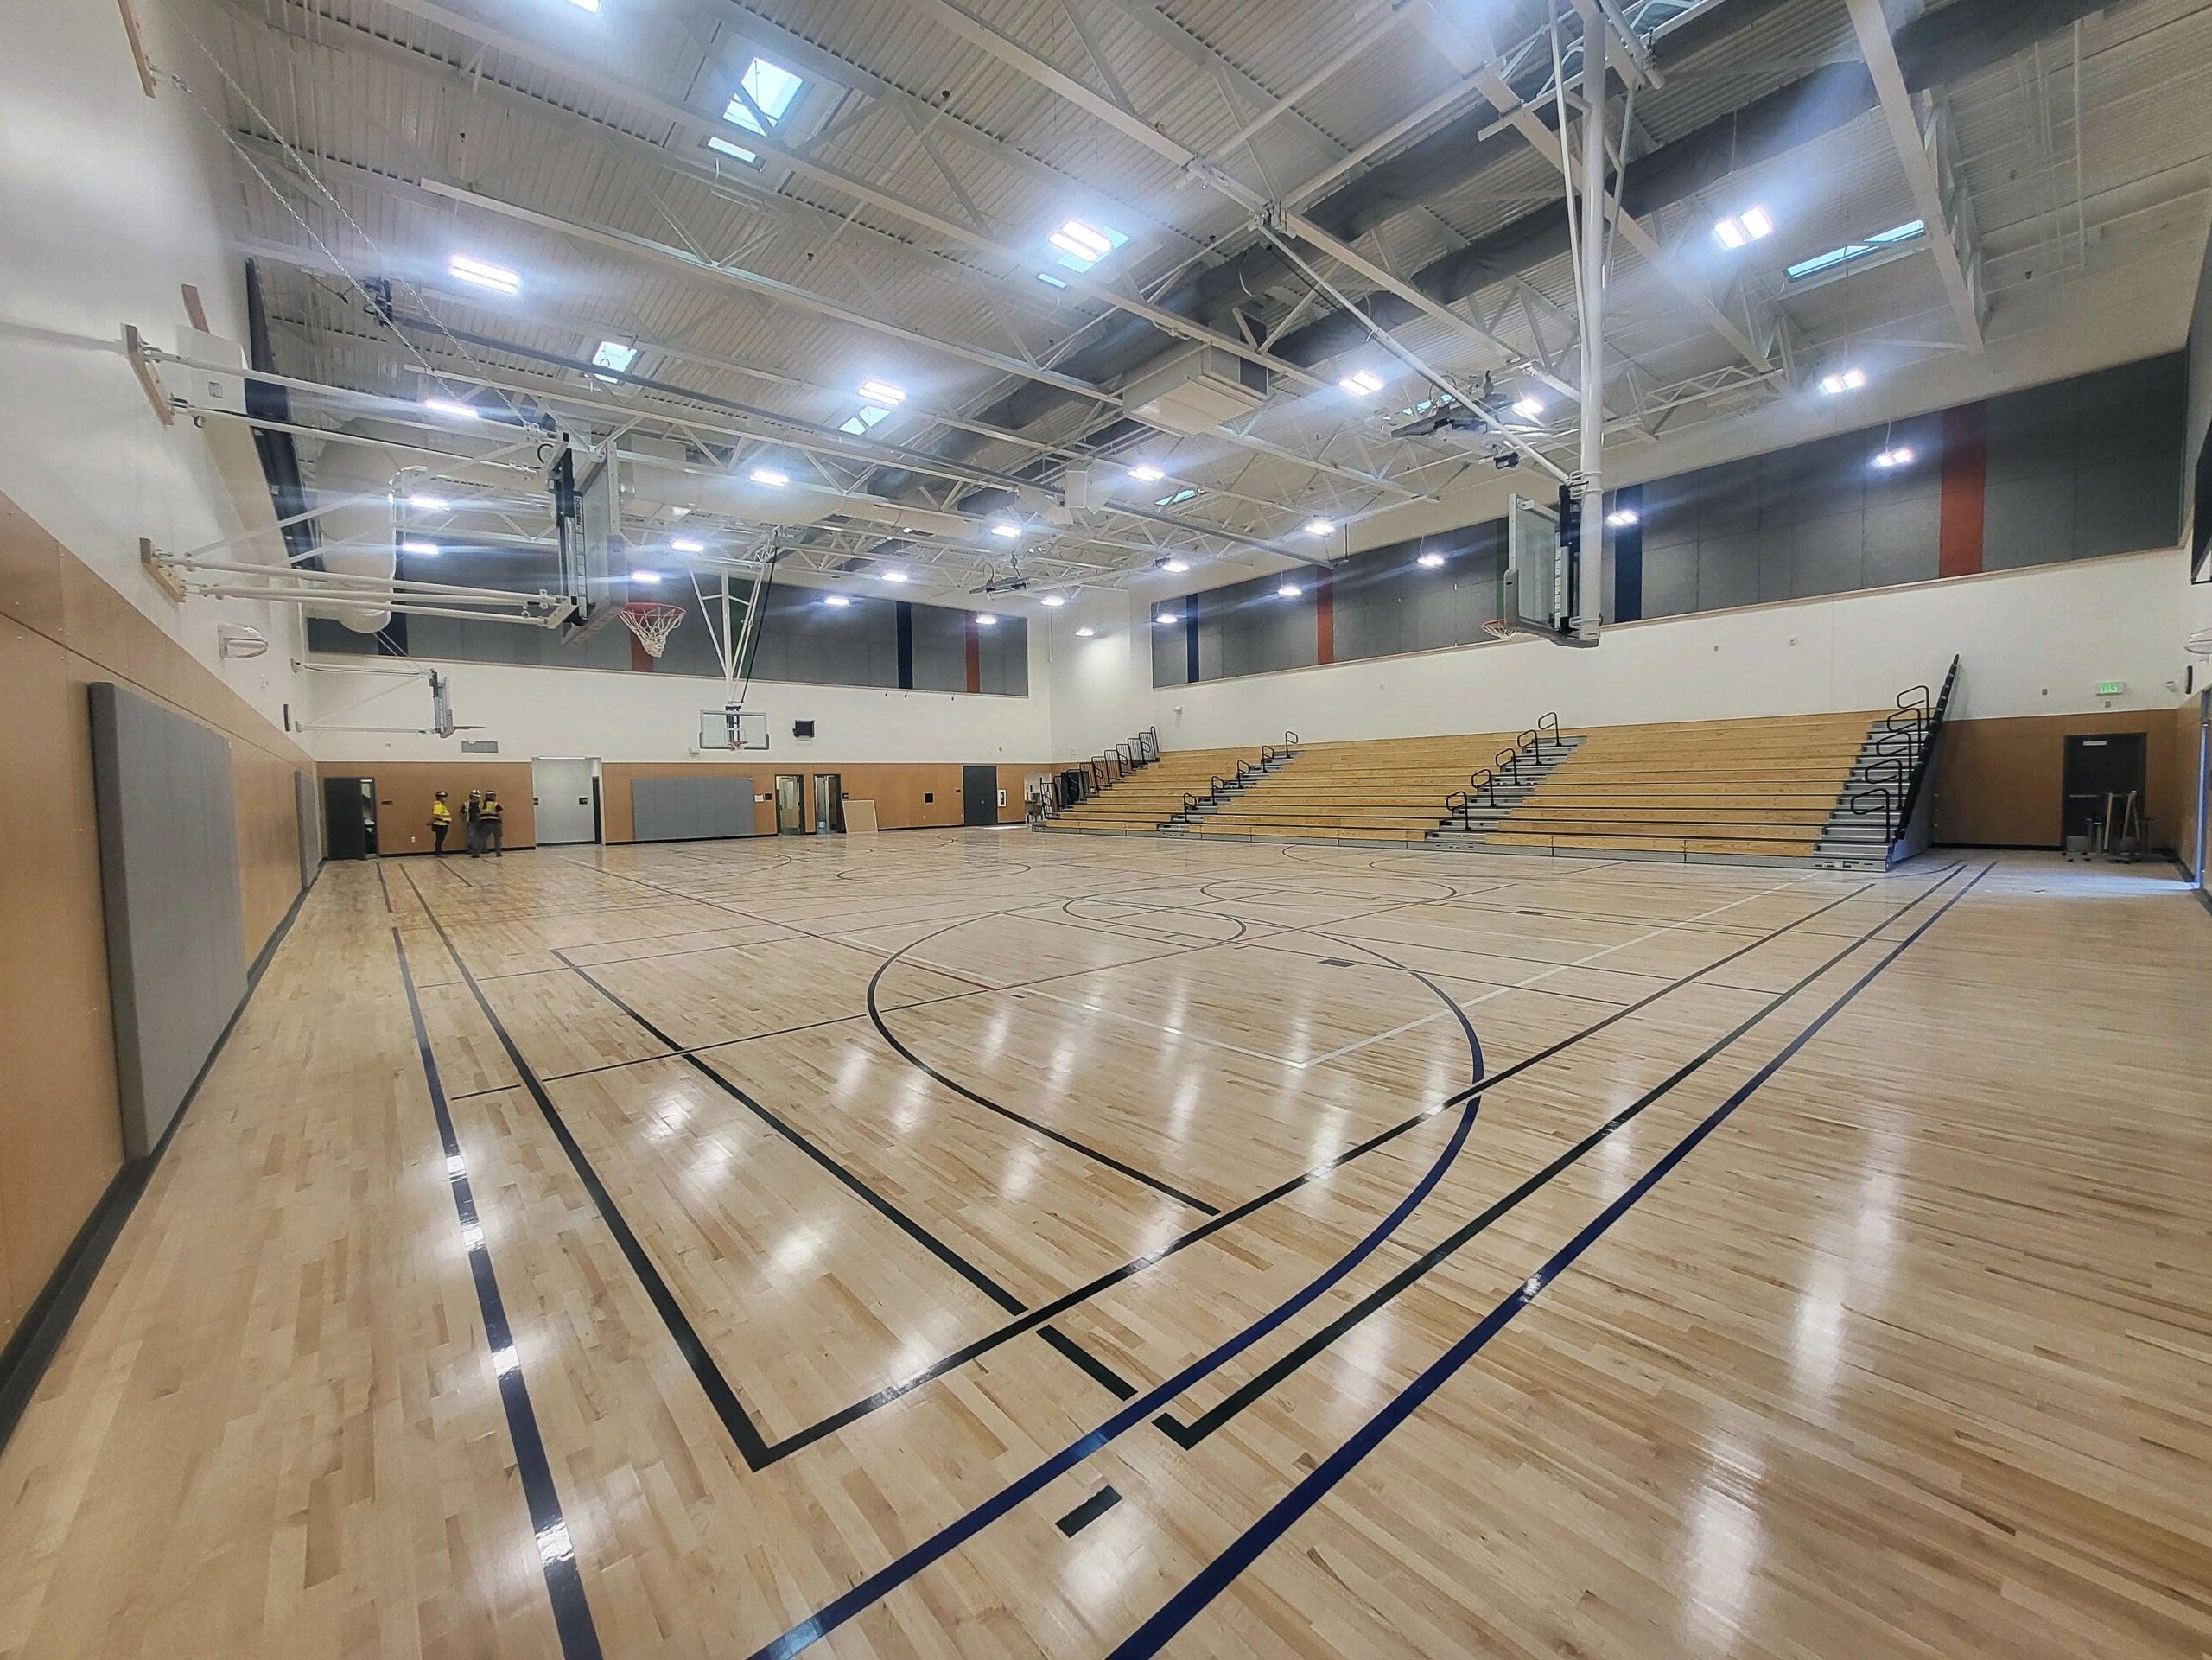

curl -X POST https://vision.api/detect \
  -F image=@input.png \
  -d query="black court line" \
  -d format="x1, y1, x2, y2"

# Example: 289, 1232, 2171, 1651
745, 866, 1957, 1658
739, 875, 1874, 1464
1153, 862, 1966, 1447
1056, 1486, 1123, 1536
1111, 864, 1993, 1655
862, 912, 1236, 1216
746, 983, 1492, 1660
401, 865, 1138, 1466
391, 928, 602, 1660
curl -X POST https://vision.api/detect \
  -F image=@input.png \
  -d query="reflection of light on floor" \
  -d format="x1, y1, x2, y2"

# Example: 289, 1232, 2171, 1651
1001, 1146, 1040, 1202
1683, 1436, 1764, 1651
536, 1520, 575, 1567
837, 1046, 872, 1095
1062, 1514, 1138, 1614
772, 1226, 820, 1276
1166, 1074, 1201, 1135
643, 1092, 693, 1143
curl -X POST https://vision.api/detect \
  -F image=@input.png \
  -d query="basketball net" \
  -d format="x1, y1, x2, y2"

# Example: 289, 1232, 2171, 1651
616, 601, 683, 658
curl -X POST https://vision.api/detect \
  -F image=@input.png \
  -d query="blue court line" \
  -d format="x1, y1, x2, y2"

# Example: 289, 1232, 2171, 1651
1105, 862, 1992, 1655
747, 1004, 1489, 1659
392, 928, 604, 1660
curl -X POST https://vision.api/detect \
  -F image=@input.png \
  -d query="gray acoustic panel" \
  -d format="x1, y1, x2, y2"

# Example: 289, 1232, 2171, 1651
292, 766, 321, 893
87, 683, 248, 1159
632, 773, 760, 841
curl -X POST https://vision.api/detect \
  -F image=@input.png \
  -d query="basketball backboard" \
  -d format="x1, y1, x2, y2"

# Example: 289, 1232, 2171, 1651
1497, 491, 1598, 649
698, 708, 770, 751
560, 454, 626, 640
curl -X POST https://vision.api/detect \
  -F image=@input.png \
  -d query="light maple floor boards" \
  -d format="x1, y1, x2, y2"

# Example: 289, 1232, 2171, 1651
2, 834, 2208, 1660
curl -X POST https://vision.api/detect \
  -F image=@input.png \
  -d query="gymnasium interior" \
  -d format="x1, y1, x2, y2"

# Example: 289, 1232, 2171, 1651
3, 0, 2211, 1655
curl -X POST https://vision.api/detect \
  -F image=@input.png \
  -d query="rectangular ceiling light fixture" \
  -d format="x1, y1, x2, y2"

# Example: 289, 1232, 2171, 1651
448, 253, 519, 295
1050, 217, 1127, 274
857, 378, 906, 405
749, 465, 790, 487
1340, 368, 1385, 398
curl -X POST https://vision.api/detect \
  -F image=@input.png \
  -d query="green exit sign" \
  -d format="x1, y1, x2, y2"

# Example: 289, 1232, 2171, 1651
2097, 681, 2126, 696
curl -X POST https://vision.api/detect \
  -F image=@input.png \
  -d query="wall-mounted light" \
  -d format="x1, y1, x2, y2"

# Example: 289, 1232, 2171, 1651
1872, 446, 1916, 468
1819, 366, 1868, 396
1155, 612, 1180, 626
1606, 508, 1640, 528
974, 613, 998, 626
1277, 582, 1303, 598
823, 594, 850, 607
1161, 557, 1190, 574
880, 569, 909, 583
1417, 550, 1446, 569
1076, 626, 1096, 638
1041, 594, 1065, 607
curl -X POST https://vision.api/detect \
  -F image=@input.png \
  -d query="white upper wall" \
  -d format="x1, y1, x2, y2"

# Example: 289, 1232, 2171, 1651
1, 0, 302, 730
1060, 550, 2195, 757
303, 620, 1056, 764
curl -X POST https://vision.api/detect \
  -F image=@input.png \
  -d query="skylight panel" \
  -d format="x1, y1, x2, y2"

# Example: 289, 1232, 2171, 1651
1786, 219, 1926, 283
710, 56, 804, 167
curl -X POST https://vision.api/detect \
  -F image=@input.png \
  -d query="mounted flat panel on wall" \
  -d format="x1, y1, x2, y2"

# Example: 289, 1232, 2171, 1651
87, 683, 248, 1158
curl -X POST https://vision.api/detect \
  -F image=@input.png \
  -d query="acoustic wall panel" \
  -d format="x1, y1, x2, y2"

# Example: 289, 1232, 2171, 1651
87, 683, 247, 1158
632, 774, 759, 841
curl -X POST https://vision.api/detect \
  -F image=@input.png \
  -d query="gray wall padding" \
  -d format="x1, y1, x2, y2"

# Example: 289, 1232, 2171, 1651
87, 683, 248, 1158
293, 766, 321, 892
632, 774, 759, 841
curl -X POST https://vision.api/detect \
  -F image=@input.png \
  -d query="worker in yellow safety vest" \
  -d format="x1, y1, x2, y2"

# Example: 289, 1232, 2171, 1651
478, 790, 505, 857
429, 791, 452, 855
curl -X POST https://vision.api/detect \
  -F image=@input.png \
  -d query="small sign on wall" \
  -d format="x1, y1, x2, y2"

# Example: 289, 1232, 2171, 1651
2096, 680, 2126, 697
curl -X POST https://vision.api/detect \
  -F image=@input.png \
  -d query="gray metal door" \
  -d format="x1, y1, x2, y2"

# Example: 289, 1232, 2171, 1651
531, 757, 600, 844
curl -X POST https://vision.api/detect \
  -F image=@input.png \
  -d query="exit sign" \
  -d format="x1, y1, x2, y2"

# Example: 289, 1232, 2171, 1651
2097, 680, 2126, 696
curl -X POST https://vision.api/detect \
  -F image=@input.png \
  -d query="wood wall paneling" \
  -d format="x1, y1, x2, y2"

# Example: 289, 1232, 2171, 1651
1932, 712, 2181, 849
0, 492, 312, 1350
316, 761, 538, 855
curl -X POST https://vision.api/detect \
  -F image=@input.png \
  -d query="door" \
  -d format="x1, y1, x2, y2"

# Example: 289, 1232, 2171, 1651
322, 775, 372, 861
2060, 732, 2147, 842
531, 757, 600, 845
962, 764, 998, 827
812, 773, 843, 834
774, 774, 805, 834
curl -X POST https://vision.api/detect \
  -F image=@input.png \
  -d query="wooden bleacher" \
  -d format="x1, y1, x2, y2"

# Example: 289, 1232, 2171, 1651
1188, 733, 1516, 844
1046, 746, 1262, 833
1482, 712, 1886, 857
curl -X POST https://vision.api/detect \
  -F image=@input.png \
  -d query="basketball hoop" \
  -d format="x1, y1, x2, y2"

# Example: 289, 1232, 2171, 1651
1482, 618, 1512, 640
616, 601, 683, 658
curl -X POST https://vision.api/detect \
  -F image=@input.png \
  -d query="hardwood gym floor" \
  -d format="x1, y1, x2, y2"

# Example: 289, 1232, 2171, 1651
1, 832, 2206, 1658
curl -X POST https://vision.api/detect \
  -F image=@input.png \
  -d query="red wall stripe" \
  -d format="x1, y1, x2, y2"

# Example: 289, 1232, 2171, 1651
1939, 400, 1986, 579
